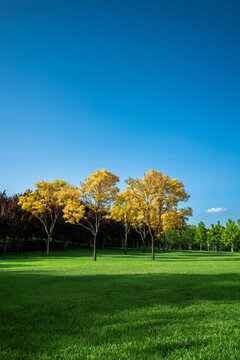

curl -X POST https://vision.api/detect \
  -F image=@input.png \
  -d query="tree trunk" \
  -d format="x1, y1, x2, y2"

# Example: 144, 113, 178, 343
200, 243, 202, 251
188, 244, 192, 250
231, 244, 234, 253
179, 244, 182, 250
124, 227, 127, 255
150, 232, 155, 260
93, 234, 97, 261
46, 237, 50, 257
89, 238, 93, 248
142, 238, 146, 253
152, 239, 155, 259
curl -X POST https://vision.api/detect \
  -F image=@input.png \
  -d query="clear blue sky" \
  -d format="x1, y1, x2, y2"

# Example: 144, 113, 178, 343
0, 0, 240, 227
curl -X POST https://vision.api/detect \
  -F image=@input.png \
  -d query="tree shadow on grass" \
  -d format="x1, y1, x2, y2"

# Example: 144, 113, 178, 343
0, 249, 94, 264
1, 270, 240, 359
1, 248, 239, 262
107, 252, 240, 261
0, 263, 37, 269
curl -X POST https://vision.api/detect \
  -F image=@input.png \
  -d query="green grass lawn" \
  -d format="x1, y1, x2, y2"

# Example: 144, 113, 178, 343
1, 249, 240, 359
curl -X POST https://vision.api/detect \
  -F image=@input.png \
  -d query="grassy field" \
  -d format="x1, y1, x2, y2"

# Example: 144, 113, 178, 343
1, 249, 240, 359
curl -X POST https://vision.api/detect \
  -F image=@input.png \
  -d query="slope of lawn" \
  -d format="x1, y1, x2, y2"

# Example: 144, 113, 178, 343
1, 249, 240, 359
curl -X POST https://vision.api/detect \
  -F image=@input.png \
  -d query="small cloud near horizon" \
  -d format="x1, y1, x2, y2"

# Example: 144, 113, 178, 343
206, 207, 228, 214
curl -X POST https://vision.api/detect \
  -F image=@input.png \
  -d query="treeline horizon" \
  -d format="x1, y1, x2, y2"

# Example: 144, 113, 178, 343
1, 168, 239, 260
1, 190, 240, 256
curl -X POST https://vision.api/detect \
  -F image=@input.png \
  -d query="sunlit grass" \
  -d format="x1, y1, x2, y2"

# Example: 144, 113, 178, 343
1, 249, 240, 359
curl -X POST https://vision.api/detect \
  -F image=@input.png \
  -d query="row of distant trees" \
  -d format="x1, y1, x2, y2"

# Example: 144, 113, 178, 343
165, 220, 240, 252
1, 169, 238, 259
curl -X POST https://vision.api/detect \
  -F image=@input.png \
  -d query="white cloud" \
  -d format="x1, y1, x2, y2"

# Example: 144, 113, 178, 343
206, 207, 228, 214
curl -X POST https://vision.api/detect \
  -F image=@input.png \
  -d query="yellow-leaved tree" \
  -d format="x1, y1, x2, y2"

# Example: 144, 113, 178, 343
18, 180, 76, 256
63, 169, 119, 261
159, 208, 192, 234
126, 169, 191, 260
110, 189, 134, 255
162, 211, 183, 232
160, 208, 192, 248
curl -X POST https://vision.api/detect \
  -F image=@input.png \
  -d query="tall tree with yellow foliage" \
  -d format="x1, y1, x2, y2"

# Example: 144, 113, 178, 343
18, 180, 75, 256
63, 169, 119, 261
126, 169, 191, 260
